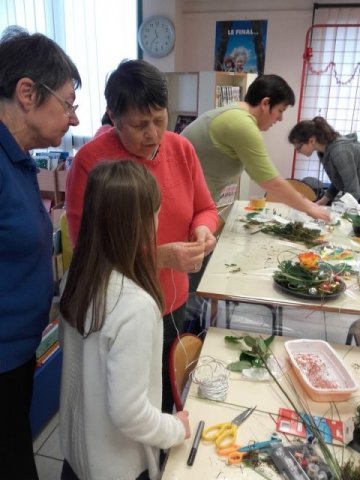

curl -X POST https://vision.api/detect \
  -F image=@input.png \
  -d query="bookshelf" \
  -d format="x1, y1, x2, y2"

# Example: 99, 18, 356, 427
166, 71, 257, 131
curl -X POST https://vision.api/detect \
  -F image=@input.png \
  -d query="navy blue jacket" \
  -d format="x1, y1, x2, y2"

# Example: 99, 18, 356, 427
0, 122, 53, 372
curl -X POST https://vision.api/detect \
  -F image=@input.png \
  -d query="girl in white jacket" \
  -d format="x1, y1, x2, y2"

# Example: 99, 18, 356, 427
59, 160, 190, 480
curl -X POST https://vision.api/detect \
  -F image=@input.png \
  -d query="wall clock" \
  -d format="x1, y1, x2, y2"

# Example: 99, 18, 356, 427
138, 15, 175, 58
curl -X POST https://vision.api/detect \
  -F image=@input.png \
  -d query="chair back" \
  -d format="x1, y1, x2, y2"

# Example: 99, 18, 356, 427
266, 179, 317, 202
169, 333, 203, 411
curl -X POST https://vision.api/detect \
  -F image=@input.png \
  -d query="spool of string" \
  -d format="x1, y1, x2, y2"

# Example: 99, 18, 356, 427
190, 356, 230, 402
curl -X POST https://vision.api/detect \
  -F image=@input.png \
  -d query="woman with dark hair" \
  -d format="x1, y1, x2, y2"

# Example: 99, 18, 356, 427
60, 160, 190, 480
289, 116, 360, 205
182, 74, 330, 224
66, 59, 218, 414
0, 30, 81, 480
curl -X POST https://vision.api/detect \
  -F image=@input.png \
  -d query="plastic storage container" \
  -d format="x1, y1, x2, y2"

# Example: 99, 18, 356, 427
284, 339, 358, 402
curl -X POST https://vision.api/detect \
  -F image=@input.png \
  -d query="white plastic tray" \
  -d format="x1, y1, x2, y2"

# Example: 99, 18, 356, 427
284, 339, 358, 402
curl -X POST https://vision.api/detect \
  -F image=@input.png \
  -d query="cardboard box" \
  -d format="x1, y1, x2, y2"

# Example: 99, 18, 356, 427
37, 168, 55, 191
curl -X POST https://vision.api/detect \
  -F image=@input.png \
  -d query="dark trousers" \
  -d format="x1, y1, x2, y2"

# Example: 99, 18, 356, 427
162, 304, 186, 413
185, 254, 211, 335
0, 356, 38, 480
61, 459, 150, 480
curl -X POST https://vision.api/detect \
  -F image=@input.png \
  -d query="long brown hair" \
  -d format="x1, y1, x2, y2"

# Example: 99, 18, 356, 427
60, 160, 162, 335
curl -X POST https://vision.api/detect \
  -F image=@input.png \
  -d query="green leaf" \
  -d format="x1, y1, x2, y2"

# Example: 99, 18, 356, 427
264, 335, 274, 347
243, 336, 256, 347
240, 352, 258, 362
256, 338, 267, 355
224, 335, 244, 344
227, 360, 252, 372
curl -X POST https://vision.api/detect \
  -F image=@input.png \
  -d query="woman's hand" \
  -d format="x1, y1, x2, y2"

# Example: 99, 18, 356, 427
306, 203, 331, 222
190, 226, 217, 256
157, 242, 205, 272
316, 195, 330, 206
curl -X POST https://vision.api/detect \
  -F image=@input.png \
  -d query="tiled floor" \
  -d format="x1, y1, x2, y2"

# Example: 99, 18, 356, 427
32, 301, 358, 479
33, 412, 63, 479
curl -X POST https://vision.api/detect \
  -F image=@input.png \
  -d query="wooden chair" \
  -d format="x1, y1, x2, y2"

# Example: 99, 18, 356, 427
266, 179, 317, 202
345, 319, 360, 346
169, 333, 203, 411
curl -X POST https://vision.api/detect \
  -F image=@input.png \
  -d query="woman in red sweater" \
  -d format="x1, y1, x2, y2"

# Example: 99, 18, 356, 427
66, 59, 218, 413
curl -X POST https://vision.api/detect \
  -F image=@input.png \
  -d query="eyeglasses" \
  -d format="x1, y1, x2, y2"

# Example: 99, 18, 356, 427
294, 143, 304, 152
39, 82, 79, 117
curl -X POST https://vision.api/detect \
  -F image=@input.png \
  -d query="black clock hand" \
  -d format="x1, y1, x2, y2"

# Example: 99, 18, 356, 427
150, 29, 158, 47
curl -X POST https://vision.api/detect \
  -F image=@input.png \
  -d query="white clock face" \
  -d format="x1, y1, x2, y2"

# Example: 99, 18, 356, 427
138, 16, 175, 58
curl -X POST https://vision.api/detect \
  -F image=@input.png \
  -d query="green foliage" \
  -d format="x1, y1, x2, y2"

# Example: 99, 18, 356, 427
340, 459, 360, 479
344, 212, 360, 227
260, 222, 322, 247
273, 260, 344, 296
225, 335, 274, 372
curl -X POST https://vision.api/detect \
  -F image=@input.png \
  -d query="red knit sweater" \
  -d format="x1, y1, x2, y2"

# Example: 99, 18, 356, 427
66, 128, 218, 314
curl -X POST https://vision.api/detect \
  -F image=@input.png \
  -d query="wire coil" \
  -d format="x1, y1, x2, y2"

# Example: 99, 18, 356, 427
190, 356, 230, 402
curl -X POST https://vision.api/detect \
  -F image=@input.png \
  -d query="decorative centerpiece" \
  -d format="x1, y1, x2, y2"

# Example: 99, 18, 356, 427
273, 251, 346, 299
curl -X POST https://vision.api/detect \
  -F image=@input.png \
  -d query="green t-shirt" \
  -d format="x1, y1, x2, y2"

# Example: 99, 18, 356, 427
182, 105, 279, 204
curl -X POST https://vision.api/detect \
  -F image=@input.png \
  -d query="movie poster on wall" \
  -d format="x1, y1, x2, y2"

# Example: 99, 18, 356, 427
214, 20, 268, 74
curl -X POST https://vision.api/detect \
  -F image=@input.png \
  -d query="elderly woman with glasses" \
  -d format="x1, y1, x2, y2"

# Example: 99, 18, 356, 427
0, 28, 81, 480
289, 116, 360, 205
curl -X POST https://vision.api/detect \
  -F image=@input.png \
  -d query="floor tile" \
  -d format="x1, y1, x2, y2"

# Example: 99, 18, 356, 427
35, 454, 63, 480
33, 412, 59, 453
38, 425, 63, 460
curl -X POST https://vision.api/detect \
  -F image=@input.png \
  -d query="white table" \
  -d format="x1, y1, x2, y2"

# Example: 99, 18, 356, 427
197, 201, 360, 334
161, 327, 360, 479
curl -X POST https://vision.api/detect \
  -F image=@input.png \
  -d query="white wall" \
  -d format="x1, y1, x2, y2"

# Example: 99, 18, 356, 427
141, 0, 359, 196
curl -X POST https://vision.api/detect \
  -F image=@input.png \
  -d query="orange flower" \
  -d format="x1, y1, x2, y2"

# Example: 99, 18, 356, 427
298, 252, 320, 270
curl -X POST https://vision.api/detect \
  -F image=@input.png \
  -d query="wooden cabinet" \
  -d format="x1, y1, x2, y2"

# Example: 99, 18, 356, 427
166, 71, 257, 131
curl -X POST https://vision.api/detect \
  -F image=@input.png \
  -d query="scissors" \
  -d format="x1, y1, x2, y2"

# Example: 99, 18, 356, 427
217, 432, 282, 465
202, 406, 256, 450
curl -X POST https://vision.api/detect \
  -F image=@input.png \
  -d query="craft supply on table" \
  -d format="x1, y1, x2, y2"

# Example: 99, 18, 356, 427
202, 406, 256, 449
284, 339, 358, 402
238, 432, 282, 453
276, 408, 355, 445
190, 356, 230, 402
269, 442, 333, 480
187, 420, 205, 466
249, 196, 266, 210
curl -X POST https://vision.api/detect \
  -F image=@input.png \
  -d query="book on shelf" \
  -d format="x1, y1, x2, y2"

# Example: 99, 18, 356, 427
215, 85, 242, 108
36, 319, 59, 367
36, 342, 60, 368
174, 114, 197, 134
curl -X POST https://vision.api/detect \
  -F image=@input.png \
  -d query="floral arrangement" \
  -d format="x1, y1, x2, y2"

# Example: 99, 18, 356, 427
273, 251, 346, 297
